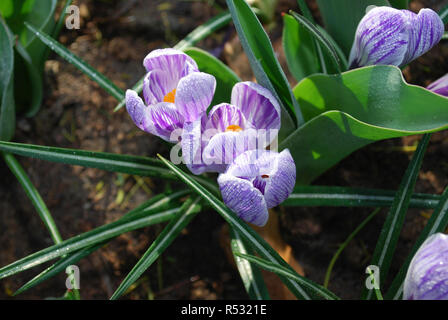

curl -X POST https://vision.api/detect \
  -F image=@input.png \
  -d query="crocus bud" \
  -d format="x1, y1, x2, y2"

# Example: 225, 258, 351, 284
427, 74, 448, 97
403, 233, 448, 300
349, 7, 444, 69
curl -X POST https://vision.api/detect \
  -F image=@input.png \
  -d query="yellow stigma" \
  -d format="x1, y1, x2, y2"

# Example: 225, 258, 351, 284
225, 124, 243, 132
163, 88, 176, 103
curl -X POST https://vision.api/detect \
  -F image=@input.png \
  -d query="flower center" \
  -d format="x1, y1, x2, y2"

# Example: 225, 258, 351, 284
261, 174, 270, 179
225, 125, 243, 132
163, 88, 176, 103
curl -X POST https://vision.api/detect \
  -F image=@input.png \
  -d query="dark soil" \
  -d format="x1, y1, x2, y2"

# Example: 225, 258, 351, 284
0, 0, 447, 300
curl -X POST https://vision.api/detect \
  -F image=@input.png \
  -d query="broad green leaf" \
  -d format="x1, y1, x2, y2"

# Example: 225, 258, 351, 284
183, 47, 241, 106
316, 0, 391, 55
362, 134, 430, 300
288, 11, 342, 74
284, 185, 440, 209
386, 186, 448, 300
234, 252, 339, 300
281, 65, 448, 185
0, 18, 15, 141
14, 41, 43, 117
390, 0, 408, 9
2, 153, 62, 244
229, 227, 270, 300
0, 191, 189, 280
283, 14, 319, 82
13, 190, 189, 295
158, 154, 339, 300
25, 22, 125, 101
226, 0, 302, 137
0, 141, 218, 194
0, 0, 57, 67
110, 197, 201, 300
114, 11, 233, 112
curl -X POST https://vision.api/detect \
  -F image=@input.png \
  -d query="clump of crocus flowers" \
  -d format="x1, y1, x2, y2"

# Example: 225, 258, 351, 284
126, 48, 295, 227
404, 233, 448, 300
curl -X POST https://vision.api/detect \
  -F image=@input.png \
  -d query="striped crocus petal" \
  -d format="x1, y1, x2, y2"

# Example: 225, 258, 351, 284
142, 69, 177, 106
427, 74, 448, 97
205, 103, 247, 133
349, 7, 409, 68
217, 149, 296, 227
231, 82, 281, 133
403, 233, 448, 300
148, 102, 184, 142
125, 89, 152, 132
143, 48, 199, 85
175, 72, 216, 122
218, 173, 269, 227
402, 9, 444, 66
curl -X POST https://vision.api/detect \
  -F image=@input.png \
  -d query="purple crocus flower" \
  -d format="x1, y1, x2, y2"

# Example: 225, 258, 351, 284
182, 81, 281, 175
427, 74, 448, 97
349, 7, 444, 69
217, 149, 296, 227
126, 48, 216, 142
403, 233, 448, 300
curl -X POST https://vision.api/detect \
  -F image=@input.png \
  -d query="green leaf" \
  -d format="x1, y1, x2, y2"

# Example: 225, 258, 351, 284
386, 186, 448, 300
439, 4, 448, 24
114, 11, 233, 112
229, 227, 270, 300
226, 0, 301, 137
0, 191, 188, 280
111, 197, 201, 300
316, 0, 390, 55
2, 152, 62, 244
0, 18, 15, 141
362, 134, 430, 300
24, 22, 125, 101
183, 47, 241, 106
280, 65, 448, 185
283, 185, 440, 209
234, 252, 339, 300
288, 11, 342, 74
157, 154, 338, 300
13, 41, 43, 117
390, 0, 408, 9
0, 140, 218, 194
283, 14, 319, 82
14, 190, 188, 295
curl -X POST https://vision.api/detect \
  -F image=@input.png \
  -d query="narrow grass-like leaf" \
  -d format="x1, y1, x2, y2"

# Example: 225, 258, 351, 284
114, 11, 232, 112
362, 134, 431, 300
229, 227, 270, 300
391, 0, 408, 9
0, 141, 218, 194
226, 0, 302, 135
0, 200, 186, 280
2, 152, 62, 244
324, 208, 380, 288
439, 4, 448, 24
289, 11, 341, 73
110, 197, 201, 300
24, 22, 125, 101
13, 190, 188, 295
284, 185, 440, 209
157, 154, 340, 300
386, 186, 448, 300
0, 19, 15, 141
234, 252, 339, 300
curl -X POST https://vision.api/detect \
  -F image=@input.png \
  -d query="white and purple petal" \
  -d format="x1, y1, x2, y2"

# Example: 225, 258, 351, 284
231, 82, 281, 133
143, 48, 199, 84
148, 102, 184, 142
348, 7, 409, 68
402, 9, 444, 66
427, 74, 448, 97
218, 173, 269, 227
403, 233, 448, 300
142, 70, 177, 106
125, 89, 152, 132
206, 103, 247, 133
175, 72, 216, 122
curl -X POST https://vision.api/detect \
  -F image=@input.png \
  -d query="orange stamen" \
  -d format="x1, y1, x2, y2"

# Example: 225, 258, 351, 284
163, 89, 176, 103
261, 174, 270, 179
225, 124, 243, 132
